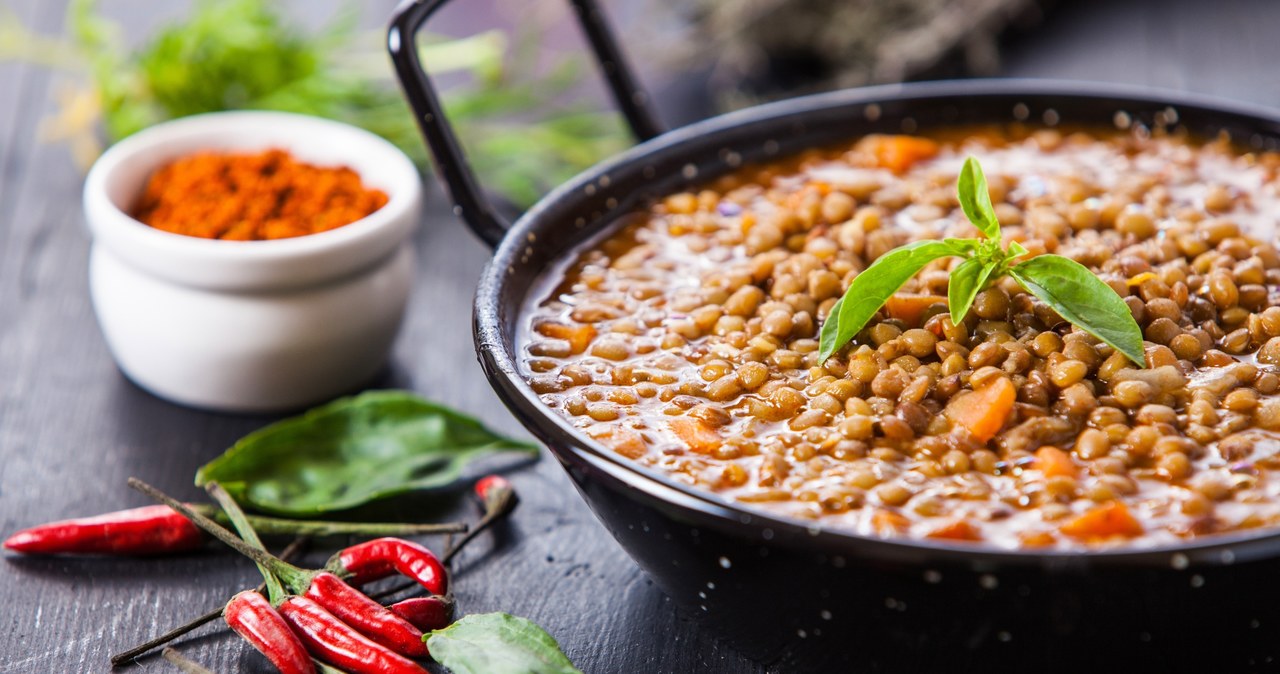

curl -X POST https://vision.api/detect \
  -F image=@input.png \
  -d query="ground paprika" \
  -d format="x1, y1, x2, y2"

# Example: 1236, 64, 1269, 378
133, 149, 387, 241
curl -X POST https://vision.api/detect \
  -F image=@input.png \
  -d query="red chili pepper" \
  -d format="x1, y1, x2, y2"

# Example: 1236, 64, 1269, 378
278, 595, 427, 674
388, 597, 452, 632
124, 479, 430, 669
332, 538, 448, 595
224, 590, 316, 674
475, 474, 514, 508
303, 571, 428, 658
474, 475, 519, 523
3, 505, 204, 555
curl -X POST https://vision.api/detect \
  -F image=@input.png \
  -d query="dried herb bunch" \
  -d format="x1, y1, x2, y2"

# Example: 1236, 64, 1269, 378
670, 0, 1050, 107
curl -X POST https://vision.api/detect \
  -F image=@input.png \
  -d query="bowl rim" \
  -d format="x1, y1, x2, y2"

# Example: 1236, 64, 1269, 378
83, 110, 423, 291
475, 78, 1280, 568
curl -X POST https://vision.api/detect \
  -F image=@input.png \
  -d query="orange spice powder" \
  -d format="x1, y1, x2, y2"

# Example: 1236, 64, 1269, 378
132, 149, 389, 241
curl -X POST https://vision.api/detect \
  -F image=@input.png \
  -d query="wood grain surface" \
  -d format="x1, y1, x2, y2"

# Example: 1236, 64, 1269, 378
2, 0, 1280, 672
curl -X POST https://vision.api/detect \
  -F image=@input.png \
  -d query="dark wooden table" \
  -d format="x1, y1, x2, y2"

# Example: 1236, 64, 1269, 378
3, 0, 1280, 671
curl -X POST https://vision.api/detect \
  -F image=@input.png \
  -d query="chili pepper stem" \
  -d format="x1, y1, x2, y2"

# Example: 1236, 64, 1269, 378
111, 608, 213, 667
127, 478, 312, 593
206, 482, 285, 603
108, 537, 309, 667
442, 511, 498, 566
442, 483, 518, 566
313, 660, 346, 674
161, 647, 218, 674
190, 504, 468, 537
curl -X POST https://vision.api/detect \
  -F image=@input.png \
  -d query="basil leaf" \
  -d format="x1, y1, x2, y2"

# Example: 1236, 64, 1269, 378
1009, 255, 1146, 367
957, 156, 1001, 240
195, 391, 539, 516
817, 239, 967, 361
819, 294, 845, 360
426, 613, 582, 674
947, 256, 999, 324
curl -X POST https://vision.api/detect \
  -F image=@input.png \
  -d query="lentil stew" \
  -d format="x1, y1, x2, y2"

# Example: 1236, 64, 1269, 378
518, 125, 1280, 550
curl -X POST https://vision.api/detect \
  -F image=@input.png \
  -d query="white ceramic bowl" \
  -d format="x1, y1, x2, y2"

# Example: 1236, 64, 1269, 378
83, 111, 423, 412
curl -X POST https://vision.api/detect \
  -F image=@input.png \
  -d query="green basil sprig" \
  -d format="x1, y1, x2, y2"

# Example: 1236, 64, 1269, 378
426, 613, 583, 674
817, 156, 1146, 366
819, 238, 976, 358
195, 391, 539, 516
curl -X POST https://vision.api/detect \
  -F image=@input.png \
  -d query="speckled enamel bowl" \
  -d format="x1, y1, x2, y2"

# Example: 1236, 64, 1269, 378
389, 4, 1280, 667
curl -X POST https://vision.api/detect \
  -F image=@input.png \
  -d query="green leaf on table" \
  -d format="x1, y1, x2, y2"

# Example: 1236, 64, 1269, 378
817, 239, 972, 362
426, 613, 582, 674
1009, 255, 1146, 366
947, 256, 999, 324
195, 391, 539, 516
957, 156, 1001, 240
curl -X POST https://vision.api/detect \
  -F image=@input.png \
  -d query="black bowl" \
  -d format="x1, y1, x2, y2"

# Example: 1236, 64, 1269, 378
387, 6, 1280, 666
472, 80, 1280, 671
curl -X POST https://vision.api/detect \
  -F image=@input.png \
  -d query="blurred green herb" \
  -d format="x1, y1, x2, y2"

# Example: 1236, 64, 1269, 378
6, 0, 627, 207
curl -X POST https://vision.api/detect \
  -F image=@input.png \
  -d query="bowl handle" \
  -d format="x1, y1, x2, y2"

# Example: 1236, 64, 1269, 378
387, 0, 664, 248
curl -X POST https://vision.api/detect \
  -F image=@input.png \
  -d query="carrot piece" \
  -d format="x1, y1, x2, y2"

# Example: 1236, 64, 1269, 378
1034, 446, 1077, 478
944, 377, 1016, 442
539, 322, 596, 354
871, 509, 910, 536
1020, 531, 1057, 548
925, 520, 982, 542
1060, 501, 1144, 540
588, 426, 648, 459
883, 294, 947, 327
861, 135, 940, 173
669, 417, 722, 454
1126, 271, 1157, 287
